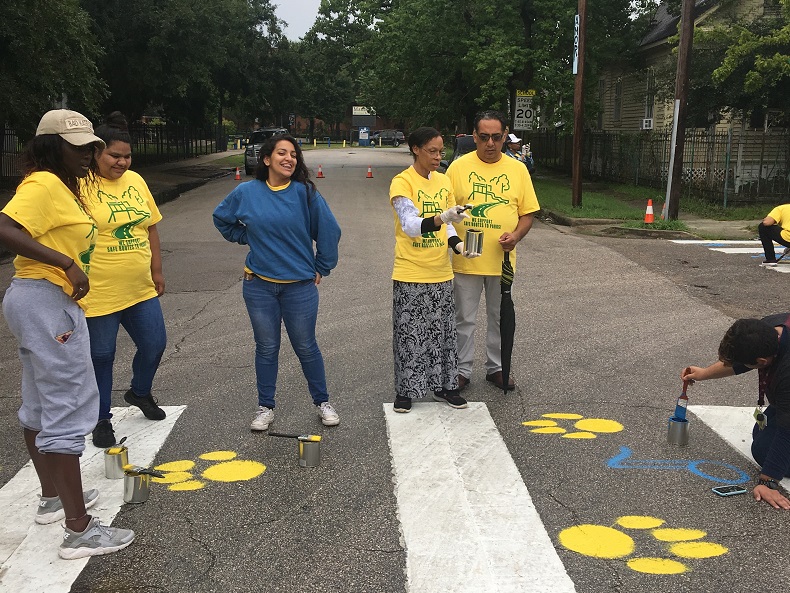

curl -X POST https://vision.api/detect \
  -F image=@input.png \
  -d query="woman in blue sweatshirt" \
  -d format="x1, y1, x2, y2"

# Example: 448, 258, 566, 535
213, 134, 341, 432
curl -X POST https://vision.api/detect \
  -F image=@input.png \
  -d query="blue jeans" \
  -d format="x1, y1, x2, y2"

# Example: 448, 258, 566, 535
242, 276, 329, 408
86, 297, 167, 421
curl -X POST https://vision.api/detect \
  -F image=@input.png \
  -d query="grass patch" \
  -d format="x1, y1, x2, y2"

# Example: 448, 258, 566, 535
533, 178, 644, 220
209, 154, 244, 167
621, 219, 690, 231
533, 176, 765, 222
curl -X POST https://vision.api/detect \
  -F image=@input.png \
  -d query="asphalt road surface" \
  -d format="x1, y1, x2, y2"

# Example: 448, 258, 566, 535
1, 147, 788, 592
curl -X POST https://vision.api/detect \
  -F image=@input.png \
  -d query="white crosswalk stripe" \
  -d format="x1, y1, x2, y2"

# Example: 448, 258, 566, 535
670, 240, 790, 272
0, 406, 186, 593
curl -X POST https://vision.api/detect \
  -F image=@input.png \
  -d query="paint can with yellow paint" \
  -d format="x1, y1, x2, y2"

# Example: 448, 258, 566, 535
104, 445, 129, 479
269, 432, 322, 468
667, 417, 690, 446
123, 465, 165, 504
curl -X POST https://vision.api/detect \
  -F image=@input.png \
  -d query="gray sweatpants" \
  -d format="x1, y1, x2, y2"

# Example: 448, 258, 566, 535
2, 278, 98, 455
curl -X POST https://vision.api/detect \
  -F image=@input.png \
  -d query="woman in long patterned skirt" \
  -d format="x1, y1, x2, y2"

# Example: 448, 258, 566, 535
388, 127, 478, 412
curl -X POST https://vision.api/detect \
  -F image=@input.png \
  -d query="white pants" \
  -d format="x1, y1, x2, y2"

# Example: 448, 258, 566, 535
453, 273, 501, 378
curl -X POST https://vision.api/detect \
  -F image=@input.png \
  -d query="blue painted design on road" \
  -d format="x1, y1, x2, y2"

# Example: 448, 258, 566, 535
607, 446, 750, 484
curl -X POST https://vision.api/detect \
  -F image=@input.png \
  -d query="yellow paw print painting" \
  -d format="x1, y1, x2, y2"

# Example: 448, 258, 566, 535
558, 515, 728, 575
152, 450, 266, 492
522, 413, 624, 439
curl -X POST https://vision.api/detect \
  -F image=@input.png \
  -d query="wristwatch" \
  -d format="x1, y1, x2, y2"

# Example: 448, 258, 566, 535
756, 478, 780, 490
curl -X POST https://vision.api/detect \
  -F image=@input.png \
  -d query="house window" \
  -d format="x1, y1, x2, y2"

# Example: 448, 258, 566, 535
645, 69, 655, 119
597, 78, 605, 129
613, 78, 622, 122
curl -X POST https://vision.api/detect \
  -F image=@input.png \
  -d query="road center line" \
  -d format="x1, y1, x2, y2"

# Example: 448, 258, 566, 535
384, 402, 576, 593
0, 405, 185, 592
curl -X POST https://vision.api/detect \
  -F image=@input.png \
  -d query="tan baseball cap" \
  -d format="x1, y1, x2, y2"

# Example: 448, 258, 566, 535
36, 109, 106, 149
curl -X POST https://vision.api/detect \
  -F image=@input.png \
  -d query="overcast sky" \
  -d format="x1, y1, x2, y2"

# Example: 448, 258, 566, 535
274, 0, 322, 40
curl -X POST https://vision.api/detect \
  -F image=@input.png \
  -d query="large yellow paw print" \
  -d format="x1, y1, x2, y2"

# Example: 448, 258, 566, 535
559, 515, 728, 574
153, 450, 265, 491
522, 413, 623, 439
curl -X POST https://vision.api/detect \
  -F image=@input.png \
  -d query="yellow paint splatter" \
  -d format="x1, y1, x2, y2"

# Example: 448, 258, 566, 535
652, 528, 706, 542
627, 557, 687, 574
155, 460, 195, 472
153, 471, 193, 484
616, 516, 665, 529
559, 524, 635, 559
199, 451, 237, 461
202, 460, 266, 482
574, 418, 624, 433
531, 427, 567, 434
670, 542, 728, 559
542, 413, 584, 420
562, 432, 597, 439
521, 420, 558, 427
169, 480, 205, 491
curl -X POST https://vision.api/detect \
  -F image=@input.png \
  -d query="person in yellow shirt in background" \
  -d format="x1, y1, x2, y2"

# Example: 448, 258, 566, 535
82, 112, 167, 447
445, 110, 540, 392
0, 109, 135, 558
758, 204, 790, 267
389, 127, 478, 413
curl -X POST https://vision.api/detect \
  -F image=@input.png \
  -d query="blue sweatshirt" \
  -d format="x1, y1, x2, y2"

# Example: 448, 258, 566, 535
213, 179, 341, 280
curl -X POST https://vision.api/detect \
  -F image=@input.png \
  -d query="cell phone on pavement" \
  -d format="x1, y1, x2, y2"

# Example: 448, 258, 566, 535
711, 485, 748, 497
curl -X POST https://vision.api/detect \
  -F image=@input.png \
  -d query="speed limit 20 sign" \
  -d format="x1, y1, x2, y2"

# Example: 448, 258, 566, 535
514, 89, 536, 131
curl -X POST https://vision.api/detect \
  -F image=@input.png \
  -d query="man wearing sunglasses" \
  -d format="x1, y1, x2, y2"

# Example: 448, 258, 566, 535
445, 110, 540, 392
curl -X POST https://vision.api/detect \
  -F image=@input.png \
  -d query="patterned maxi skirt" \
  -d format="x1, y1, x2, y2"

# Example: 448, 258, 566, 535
393, 280, 459, 399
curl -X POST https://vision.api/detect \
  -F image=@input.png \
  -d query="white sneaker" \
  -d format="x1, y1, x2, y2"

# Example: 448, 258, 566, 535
317, 402, 340, 426
36, 489, 99, 525
250, 406, 274, 431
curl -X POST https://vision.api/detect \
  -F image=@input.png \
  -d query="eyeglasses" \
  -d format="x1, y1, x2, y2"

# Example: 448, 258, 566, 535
476, 133, 505, 143
419, 148, 446, 157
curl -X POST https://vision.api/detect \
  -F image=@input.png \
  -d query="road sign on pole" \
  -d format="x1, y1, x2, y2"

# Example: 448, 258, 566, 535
514, 90, 536, 131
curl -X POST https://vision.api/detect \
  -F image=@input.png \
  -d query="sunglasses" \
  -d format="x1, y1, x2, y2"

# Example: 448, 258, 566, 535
476, 133, 505, 143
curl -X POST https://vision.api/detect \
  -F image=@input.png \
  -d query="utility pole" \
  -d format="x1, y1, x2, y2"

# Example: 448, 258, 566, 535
572, 0, 588, 208
664, 0, 695, 220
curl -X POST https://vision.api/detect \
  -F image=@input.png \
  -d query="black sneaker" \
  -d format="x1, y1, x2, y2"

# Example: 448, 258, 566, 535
394, 396, 412, 413
124, 389, 166, 420
92, 419, 116, 448
433, 389, 468, 409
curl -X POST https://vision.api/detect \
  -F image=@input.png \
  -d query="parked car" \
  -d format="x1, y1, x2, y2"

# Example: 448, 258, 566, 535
370, 129, 405, 147
438, 134, 476, 173
244, 127, 288, 175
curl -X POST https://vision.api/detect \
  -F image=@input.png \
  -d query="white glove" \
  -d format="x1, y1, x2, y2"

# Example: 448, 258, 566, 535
439, 205, 472, 224
453, 242, 481, 258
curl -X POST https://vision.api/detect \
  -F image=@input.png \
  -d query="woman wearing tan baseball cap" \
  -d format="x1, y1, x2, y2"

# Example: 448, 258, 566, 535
0, 109, 135, 559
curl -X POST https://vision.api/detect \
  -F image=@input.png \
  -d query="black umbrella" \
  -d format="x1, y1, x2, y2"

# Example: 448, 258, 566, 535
500, 251, 515, 394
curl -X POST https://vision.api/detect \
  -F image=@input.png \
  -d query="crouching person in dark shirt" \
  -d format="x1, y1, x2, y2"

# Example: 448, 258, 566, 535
682, 314, 790, 510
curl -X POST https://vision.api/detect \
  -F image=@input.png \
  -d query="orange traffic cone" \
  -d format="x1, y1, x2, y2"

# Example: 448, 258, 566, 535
317, 165, 325, 178
366, 165, 373, 179
234, 167, 241, 181
644, 199, 654, 224
659, 202, 665, 220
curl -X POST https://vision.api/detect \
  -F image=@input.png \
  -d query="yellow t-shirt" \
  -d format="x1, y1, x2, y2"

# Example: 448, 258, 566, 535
445, 152, 540, 275
1, 171, 97, 305
389, 166, 455, 283
767, 204, 790, 243
80, 170, 162, 316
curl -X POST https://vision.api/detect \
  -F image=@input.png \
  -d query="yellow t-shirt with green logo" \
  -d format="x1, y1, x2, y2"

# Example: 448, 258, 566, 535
80, 170, 162, 316
446, 152, 540, 275
390, 166, 455, 283
767, 204, 790, 243
1, 171, 97, 306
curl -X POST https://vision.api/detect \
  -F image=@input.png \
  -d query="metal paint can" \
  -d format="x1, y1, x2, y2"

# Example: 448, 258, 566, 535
123, 468, 151, 504
104, 446, 129, 480
465, 229, 483, 256
298, 435, 321, 468
667, 416, 689, 446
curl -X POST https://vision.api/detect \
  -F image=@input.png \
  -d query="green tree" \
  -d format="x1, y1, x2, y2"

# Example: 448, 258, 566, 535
0, 0, 105, 133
